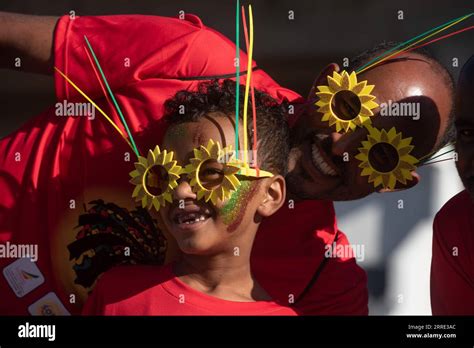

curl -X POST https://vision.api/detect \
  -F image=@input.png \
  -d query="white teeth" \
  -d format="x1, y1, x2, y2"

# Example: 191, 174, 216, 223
311, 143, 337, 176
177, 213, 208, 225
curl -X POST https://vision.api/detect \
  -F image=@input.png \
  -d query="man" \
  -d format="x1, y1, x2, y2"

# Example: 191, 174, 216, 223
0, 12, 454, 315
288, 43, 455, 201
430, 55, 474, 315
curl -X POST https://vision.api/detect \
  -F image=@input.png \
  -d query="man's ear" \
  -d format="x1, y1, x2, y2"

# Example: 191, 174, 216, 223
307, 63, 340, 102
257, 175, 286, 218
377, 171, 421, 193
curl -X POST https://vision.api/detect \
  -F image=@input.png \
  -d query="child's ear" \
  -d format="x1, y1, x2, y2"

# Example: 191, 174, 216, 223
257, 175, 286, 217
377, 171, 421, 193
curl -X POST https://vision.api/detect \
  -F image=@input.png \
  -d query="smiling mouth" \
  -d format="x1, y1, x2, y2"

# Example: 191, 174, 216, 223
308, 134, 340, 178
174, 211, 211, 225
171, 205, 214, 230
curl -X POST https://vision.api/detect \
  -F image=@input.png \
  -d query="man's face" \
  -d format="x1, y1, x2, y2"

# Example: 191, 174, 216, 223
288, 54, 453, 201
455, 57, 474, 200
159, 113, 266, 255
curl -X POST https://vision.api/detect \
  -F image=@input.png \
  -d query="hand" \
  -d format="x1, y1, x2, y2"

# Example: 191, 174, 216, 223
0, 11, 57, 74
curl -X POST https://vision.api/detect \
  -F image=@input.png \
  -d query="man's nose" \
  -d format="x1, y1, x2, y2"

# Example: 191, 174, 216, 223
173, 178, 197, 201
330, 128, 367, 157
330, 132, 347, 156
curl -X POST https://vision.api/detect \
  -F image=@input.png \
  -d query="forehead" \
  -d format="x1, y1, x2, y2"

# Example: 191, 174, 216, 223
358, 56, 452, 157
163, 112, 237, 162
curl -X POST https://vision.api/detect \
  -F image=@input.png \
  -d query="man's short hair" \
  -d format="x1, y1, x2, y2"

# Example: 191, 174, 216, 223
164, 79, 290, 175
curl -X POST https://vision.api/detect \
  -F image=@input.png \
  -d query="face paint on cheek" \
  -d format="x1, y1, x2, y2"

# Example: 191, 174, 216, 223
218, 180, 259, 232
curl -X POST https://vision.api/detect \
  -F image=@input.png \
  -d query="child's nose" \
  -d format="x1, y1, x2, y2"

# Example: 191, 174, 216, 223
173, 178, 197, 201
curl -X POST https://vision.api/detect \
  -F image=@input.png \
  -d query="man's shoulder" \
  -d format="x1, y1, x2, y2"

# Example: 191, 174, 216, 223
435, 190, 472, 225
433, 190, 473, 246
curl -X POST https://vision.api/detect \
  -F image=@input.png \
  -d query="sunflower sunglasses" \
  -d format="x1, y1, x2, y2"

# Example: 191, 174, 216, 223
315, 70, 419, 190
129, 139, 273, 211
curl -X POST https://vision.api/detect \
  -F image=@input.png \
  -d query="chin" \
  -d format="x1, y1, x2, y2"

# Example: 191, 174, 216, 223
177, 238, 216, 256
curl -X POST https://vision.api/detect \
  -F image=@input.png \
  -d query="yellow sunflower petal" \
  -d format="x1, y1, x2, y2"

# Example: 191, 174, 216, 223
163, 192, 173, 204
317, 85, 331, 93
141, 194, 148, 209
133, 162, 147, 173
318, 104, 331, 113
138, 156, 148, 167
398, 146, 415, 156
224, 174, 240, 190
387, 174, 396, 189
321, 113, 331, 122
358, 95, 376, 103
393, 168, 407, 185
363, 100, 379, 110
130, 174, 143, 185
147, 149, 156, 165
152, 197, 161, 211
327, 76, 342, 92
316, 92, 333, 103
196, 189, 206, 201
132, 184, 144, 198
315, 100, 328, 108
391, 133, 402, 148
399, 137, 413, 148
351, 81, 367, 95
340, 71, 351, 90
348, 71, 357, 89
355, 153, 368, 162
359, 105, 375, 117
210, 142, 220, 159
361, 84, 375, 95
373, 174, 384, 187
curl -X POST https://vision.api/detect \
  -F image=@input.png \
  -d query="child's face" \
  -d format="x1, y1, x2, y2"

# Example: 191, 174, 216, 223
158, 112, 267, 255
455, 58, 474, 200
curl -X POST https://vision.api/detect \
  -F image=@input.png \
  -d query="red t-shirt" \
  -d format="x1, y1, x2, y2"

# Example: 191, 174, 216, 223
0, 14, 367, 315
431, 189, 474, 315
82, 263, 297, 316
252, 199, 368, 315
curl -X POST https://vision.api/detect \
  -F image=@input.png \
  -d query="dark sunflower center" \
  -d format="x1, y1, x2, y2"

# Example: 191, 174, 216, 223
145, 165, 169, 196
368, 142, 399, 173
331, 90, 362, 121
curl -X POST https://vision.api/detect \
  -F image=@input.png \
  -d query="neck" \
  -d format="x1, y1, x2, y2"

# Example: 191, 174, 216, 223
174, 229, 271, 301
176, 251, 253, 288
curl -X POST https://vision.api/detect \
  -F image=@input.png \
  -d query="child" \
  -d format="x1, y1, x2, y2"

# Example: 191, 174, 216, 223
82, 79, 296, 315
430, 55, 474, 315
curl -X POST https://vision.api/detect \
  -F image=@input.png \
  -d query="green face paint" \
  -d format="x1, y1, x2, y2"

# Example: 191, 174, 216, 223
165, 124, 187, 141
219, 180, 258, 232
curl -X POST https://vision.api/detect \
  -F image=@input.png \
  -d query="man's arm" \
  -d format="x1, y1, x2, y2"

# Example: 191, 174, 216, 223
0, 12, 57, 74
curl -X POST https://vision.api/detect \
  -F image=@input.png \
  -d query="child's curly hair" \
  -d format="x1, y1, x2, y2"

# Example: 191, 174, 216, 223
164, 79, 290, 175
